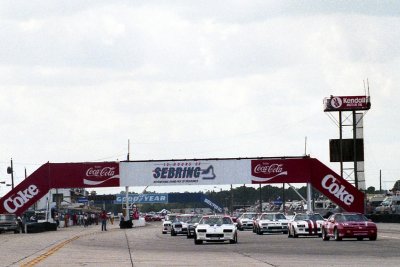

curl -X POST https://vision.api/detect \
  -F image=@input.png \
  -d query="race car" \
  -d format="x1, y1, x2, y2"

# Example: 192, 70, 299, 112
236, 212, 258, 231
321, 213, 377, 241
287, 213, 324, 238
171, 214, 193, 236
194, 215, 237, 245
254, 212, 289, 235
162, 214, 178, 234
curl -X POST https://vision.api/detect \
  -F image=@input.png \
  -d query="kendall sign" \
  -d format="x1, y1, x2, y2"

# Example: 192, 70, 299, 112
324, 95, 371, 112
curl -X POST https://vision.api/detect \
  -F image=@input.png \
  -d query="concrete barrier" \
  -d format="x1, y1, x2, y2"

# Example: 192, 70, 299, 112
133, 217, 146, 227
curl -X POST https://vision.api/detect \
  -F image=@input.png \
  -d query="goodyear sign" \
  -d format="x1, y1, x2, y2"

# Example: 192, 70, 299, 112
114, 194, 168, 204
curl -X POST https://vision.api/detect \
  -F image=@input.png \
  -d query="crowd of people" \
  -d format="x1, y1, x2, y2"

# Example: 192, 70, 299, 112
52, 210, 115, 229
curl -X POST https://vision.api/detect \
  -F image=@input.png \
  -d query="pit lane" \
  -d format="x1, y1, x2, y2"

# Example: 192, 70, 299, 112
1, 221, 399, 266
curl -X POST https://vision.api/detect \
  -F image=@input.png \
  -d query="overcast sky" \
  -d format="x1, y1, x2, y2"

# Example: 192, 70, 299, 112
1, 1, 399, 197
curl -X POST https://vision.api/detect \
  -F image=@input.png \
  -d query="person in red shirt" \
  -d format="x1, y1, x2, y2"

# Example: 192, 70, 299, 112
100, 210, 108, 231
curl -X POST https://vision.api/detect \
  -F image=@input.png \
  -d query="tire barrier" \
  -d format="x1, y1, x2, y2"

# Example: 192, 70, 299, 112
119, 220, 133, 229
26, 222, 58, 233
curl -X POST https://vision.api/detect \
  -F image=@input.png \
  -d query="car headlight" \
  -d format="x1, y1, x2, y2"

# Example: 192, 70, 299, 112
197, 229, 206, 233
223, 229, 233, 232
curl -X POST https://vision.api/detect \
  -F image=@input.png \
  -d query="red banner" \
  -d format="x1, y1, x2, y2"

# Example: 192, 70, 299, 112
310, 158, 364, 213
0, 163, 50, 215
0, 162, 119, 215
48, 162, 120, 188
251, 159, 311, 184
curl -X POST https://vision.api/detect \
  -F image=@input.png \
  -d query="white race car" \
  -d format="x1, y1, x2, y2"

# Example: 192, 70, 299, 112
194, 215, 238, 245
254, 212, 289, 235
236, 212, 258, 231
162, 214, 178, 234
287, 213, 324, 238
171, 214, 193, 236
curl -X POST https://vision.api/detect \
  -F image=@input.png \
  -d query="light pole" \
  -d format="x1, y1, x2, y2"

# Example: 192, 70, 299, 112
7, 158, 14, 189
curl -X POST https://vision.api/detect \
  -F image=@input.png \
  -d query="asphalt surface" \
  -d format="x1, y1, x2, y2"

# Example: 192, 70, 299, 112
0, 221, 400, 267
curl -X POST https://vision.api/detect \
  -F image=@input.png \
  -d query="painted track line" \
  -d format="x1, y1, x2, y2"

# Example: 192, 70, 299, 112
20, 236, 80, 267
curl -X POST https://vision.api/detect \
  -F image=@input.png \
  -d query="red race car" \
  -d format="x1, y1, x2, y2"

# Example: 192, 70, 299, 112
321, 213, 377, 241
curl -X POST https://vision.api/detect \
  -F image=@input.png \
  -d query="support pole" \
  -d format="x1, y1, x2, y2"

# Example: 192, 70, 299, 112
307, 183, 313, 213
353, 111, 358, 189
282, 183, 285, 214
125, 186, 129, 221
125, 140, 130, 221
339, 111, 343, 178
230, 184, 233, 215
259, 184, 262, 213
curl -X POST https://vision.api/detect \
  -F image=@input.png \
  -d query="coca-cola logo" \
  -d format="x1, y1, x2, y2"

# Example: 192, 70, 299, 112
321, 175, 354, 206
252, 162, 288, 183
86, 167, 116, 177
254, 163, 284, 174
84, 166, 119, 186
3, 184, 39, 213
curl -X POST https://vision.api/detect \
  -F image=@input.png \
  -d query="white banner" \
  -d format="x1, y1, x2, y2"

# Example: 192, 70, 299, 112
120, 159, 253, 186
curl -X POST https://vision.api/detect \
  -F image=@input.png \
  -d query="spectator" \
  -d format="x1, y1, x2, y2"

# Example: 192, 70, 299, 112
55, 213, 60, 228
100, 210, 108, 231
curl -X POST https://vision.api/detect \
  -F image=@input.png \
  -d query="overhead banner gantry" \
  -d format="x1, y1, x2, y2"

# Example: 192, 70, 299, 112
0, 156, 364, 215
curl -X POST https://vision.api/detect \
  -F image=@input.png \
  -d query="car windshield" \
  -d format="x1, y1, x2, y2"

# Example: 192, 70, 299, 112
339, 214, 367, 222
295, 214, 323, 221
188, 216, 201, 223
176, 215, 192, 222
275, 214, 286, 220
167, 215, 177, 221
242, 213, 257, 219
0, 214, 16, 221
201, 217, 232, 225
261, 214, 274, 220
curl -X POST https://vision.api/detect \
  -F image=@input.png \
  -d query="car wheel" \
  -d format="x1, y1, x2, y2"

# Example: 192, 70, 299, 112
194, 238, 203, 245
258, 228, 263, 235
162, 231, 167, 234
357, 237, 363, 241
238, 225, 243, 231
230, 233, 238, 244
369, 235, 377, 241
322, 228, 330, 241
171, 229, 177, 236
292, 227, 298, 238
334, 228, 342, 241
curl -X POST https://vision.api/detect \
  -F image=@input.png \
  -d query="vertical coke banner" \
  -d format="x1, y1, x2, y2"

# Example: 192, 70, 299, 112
310, 158, 364, 213
0, 162, 119, 215
0, 163, 50, 215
